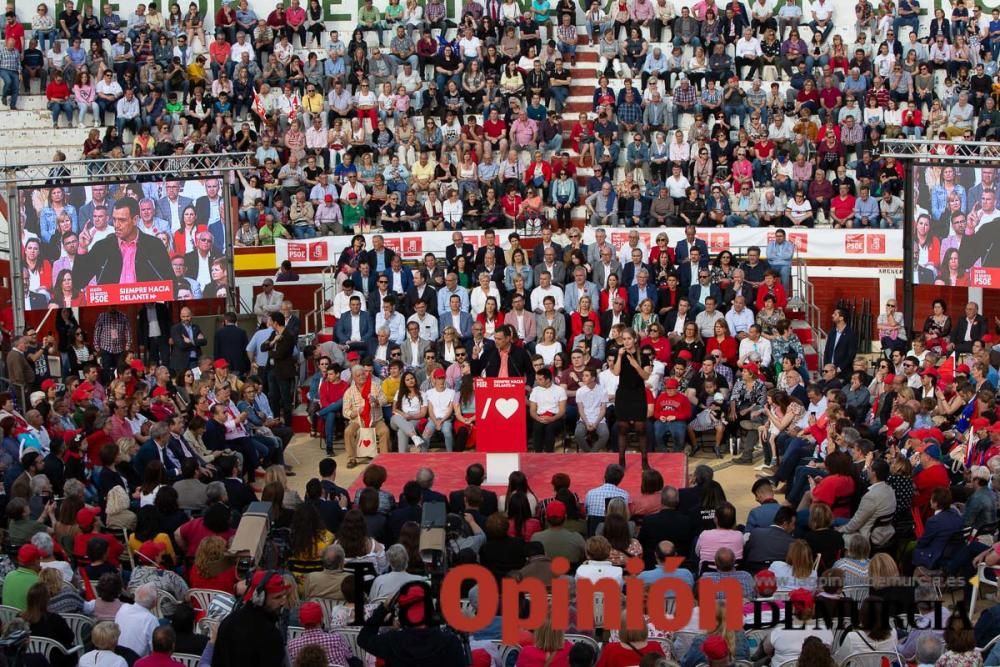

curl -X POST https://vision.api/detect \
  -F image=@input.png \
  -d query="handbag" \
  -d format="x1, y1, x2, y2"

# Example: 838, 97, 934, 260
356, 426, 378, 457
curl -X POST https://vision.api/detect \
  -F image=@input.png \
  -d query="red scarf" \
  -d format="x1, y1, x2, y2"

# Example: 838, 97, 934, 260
359, 375, 373, 427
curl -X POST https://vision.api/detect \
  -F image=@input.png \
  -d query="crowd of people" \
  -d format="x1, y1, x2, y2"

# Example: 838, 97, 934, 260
3, 0, 1000, 665
5, 0, 997, 237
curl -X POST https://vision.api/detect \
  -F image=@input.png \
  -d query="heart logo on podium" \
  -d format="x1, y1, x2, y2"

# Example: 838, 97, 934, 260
496, 398, 519, 419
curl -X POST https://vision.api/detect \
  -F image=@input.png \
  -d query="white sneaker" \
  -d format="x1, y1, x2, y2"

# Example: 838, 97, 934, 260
410, 435, 424, 448
754, 463, 768, 470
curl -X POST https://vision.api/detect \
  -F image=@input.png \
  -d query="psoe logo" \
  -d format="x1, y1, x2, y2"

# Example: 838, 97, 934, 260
287, 243, 308, 262
844, 234, 866, 254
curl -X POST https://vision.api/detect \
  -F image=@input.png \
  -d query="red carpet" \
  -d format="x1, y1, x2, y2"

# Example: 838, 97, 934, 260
346, 453, 688, 498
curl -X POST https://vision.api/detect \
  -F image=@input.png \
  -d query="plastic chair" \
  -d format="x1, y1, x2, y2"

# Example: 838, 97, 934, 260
171, 653, 201, 667
187, 588, 230, 614
0, 606, 20, 627
63, 613, 94, 647
969, 561, 1000, 618
334, 626, 369, 663
26, 637, 85, 662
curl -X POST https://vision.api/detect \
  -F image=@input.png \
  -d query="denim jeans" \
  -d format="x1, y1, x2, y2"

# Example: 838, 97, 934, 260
0, 69, 19, 108
292, 223, 317, 239
49, 100, 75, 125
317, 400, 343, 451
422, 418, 454, 451
34, 29, 59, 51
78, 100, 100, 125
653, 420, 688, 452
787, 466, 827, 507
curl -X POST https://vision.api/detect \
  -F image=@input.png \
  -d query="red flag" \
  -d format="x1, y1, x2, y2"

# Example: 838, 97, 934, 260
288, 93, 300, 121
252, 89, 266, 119
359, 374, 373, 427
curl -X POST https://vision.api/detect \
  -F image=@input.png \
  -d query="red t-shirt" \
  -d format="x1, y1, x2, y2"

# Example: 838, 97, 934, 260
641, 336, 672, 364
178, 518, 237, 558
830, 194, 856, 220
595, 642, 665, 667
483, 119, 507, 141
914, 464, 951, 518
811, 474, 855, 519
73, 531, 124, 562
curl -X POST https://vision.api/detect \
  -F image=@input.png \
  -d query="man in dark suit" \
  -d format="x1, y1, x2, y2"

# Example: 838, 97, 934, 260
350, 261, 378, 297
137, 303, 172, 368
334, 296, 374, 348
445, 231, 475, 269
416, 467, 448, 508
950, 302, 987, 355
743, 505, 797, 566
662, 298, 695, 336
72, 196, 173, 290
447, 463, 500, 516
217, 454, 257, 513
823, 307, 858, 379
636, 486, 696, 569
402, 270, 437, 317
677, 247, 706, 291
214, 311, 250, 375
261, 311, 297, 425
617, 186, 649, 227
470, 325, 535, 386
168, 306, 207, 374
474, 229, 506, 268
365, 235, 397, 275
133, 421, 181, 481
193, 177, 226, 252
600, 298, 630, 333
183, 232, 224, 283
913, 488, 964, 569
688, 274, 723, 311
387, 481, 424, 545
155, 181, 193, 232
531, 228, 563, 265
674, 225, 710, 265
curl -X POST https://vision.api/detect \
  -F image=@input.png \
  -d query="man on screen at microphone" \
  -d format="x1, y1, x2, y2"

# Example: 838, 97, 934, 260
73, 196, 174, 291
470, 324, 535, 385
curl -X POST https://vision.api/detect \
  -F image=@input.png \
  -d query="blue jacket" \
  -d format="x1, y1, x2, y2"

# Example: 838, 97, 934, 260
675, 238, 710, 265
913, 507, 963, 568
334, 311, 374, 344
439, 310, 473, 340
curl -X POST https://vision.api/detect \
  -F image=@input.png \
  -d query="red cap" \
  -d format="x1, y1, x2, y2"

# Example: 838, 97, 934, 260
470, 650, 492, 667
17, 544, 42, 565
664, 378, 679, 389
242, 570, 291, 602
886, 415, 904, 431
989, 422, 1000, 433
78, 381, 94, 391
348, 193, 358, 199
130, 359, 145, 373
983, 334, 994, 344
152, 387, 169, 398
40, 379, 56, 391
957, 364, 971, 374
324, 194, 333, 203
884, 374, 896, 384
972, 417, 991, 430
213, 359, 229, 369
397, 584, 427, 625
138, 540, 166, 563
71, 388, 90, 402
346, 352, 360, 362
298, 601, 323, 626
545, 500, 567, 521
755, 569, 777, 596
76, 507, 101, 530
702, 635, 729, 660
677, 350, 693, 361
432, 368, 446, 379
789, 588, 815, 614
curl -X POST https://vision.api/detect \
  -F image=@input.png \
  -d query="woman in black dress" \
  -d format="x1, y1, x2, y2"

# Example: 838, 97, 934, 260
612, 328, 653, 470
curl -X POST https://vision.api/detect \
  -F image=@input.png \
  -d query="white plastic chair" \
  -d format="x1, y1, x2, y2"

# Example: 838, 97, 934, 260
63, 613, 94, 647
187, 588, 229, 614
969, 561, 1000, 618
26, 637, 84, 661
171, 653, 201, 667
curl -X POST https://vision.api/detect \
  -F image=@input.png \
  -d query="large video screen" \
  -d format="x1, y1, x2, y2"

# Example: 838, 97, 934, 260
914, 164, 1000, 287
16, 178, 231, 309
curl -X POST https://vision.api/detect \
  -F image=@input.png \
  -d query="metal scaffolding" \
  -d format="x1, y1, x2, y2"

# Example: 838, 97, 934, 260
881, 138, 1000, 161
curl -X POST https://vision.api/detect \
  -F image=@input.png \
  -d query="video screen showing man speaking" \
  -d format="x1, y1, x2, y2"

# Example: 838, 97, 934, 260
16, 178, 232, 309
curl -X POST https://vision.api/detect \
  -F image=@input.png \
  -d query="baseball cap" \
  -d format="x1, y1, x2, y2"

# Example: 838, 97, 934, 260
152, 387, 170, 398
755, 569, 777, 597
957, 364, 971, 374
213, 359, 229, 369
789, 588, 815, 614
71, 388, 90, 402
76, 507, 101, 530
886, 415, 904, 431
677, 350, 693, 361
130, 359, 145, 373
702, 635, 729, 660
40, 379, 56, 391
299, 601, 323, 625
324, 194, 333, 203
346, 352, 360, 362
432, 368, 446, 379
972, 417, 991, 430
919, 443, 942, 459
17, 544, 43, 565
664, 378, 679, 389
242, 570, 291, 602
545, 500, 567, 521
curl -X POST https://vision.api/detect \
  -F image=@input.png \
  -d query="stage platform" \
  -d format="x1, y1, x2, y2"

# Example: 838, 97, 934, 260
346, 452, 688, 498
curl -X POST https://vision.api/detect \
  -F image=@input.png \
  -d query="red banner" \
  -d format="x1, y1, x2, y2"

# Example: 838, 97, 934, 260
81, 281, 174, 306
969, 267, 1000, 288
474, 377, 527, 453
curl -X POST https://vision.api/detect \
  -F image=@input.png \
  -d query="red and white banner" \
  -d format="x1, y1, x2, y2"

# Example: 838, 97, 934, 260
81, 281, 174, 306
274, 228, 903, 267
474, 377, 527, 453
